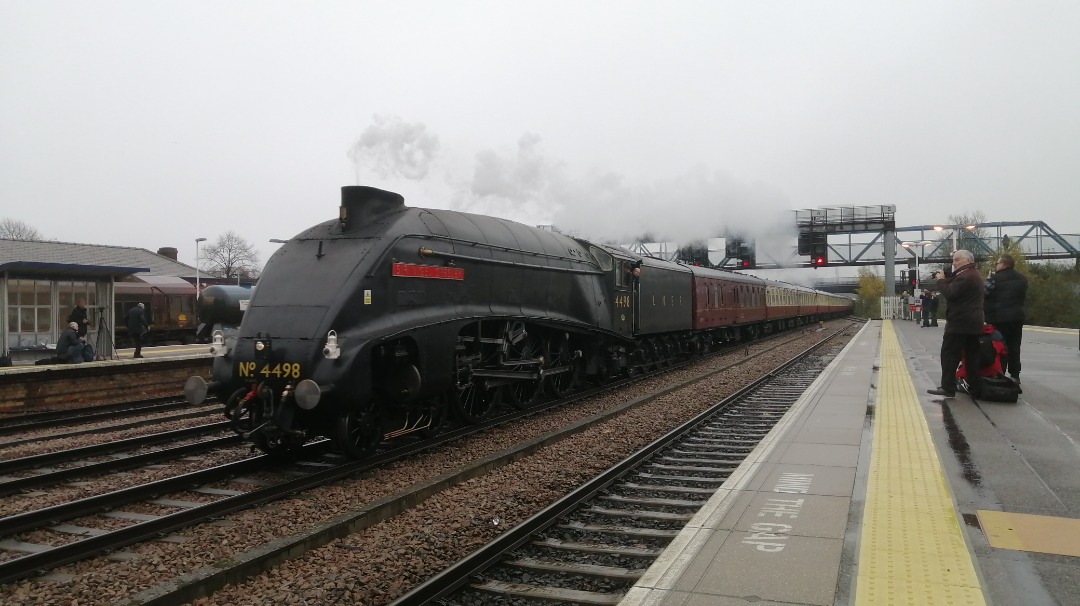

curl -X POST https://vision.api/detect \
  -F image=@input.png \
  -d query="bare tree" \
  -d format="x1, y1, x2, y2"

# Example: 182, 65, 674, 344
201, 231, 261, 281
945, 211, 992, 258
0, 218, 42, 240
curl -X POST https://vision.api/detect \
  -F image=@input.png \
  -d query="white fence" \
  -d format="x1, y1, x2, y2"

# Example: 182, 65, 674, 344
881, 296, 923, 320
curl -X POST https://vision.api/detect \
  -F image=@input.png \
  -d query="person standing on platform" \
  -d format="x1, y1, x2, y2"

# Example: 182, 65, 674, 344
67, 298, 90, 338
929, 291, 940, 327
126, 303, 149, 359
984, 254, 1028, 383
927, 250, 985, 399
920, 290, 933, 327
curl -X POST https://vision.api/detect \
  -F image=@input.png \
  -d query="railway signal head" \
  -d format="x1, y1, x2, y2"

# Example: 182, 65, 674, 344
813, 256, 827, 268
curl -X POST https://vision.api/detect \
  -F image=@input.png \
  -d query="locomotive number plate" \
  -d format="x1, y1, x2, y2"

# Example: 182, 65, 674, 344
237, 361, 302, 379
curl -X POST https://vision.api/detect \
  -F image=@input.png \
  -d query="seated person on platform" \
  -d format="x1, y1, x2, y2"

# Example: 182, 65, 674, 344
55, 321, 87, 364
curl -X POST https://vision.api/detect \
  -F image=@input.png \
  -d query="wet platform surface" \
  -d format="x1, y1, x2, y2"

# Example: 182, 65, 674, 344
621, 319, 1080, 606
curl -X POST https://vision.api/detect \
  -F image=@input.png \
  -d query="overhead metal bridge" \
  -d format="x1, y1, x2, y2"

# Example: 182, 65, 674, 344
624, 220, 1078, 295
627, 221, 1079, 269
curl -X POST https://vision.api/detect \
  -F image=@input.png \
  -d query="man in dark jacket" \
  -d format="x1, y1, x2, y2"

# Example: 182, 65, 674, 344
67, 298, 90, 338
928, 250, 985, 398
920, 290, 933, 327
126, 303, 149, 359
55, 322, 86, 364
984, 254, 1028, 382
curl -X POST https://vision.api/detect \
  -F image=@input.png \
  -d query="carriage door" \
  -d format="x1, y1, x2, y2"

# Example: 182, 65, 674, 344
614, 259, 635, 336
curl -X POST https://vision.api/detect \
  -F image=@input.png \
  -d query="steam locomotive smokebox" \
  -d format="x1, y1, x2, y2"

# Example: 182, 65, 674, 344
340, 186, 405, 231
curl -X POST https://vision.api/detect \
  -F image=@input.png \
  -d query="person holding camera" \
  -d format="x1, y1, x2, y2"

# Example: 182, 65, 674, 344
984, 254, 1027, 383
927, 249, 985, 399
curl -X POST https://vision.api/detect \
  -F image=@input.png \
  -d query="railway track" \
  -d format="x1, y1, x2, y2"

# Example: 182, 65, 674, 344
389, 328, 846, 605
115, 321, 858, 606
0, 403, 223, 449
0, 423, 237, 496
0, 320, 852, 595
0, 398, 208, 437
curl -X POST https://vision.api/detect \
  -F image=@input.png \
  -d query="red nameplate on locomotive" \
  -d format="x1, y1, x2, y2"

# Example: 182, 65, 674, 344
392, 263, 465, 280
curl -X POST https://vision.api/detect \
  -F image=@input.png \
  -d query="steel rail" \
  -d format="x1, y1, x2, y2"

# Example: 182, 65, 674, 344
387, 323, 851, 605
0, 407, 223, 449
0, 421, 231, 475
123, 320, 855, 606
0, 435, 241, 496
0, 320, 850, 588
0, 398, 197, 435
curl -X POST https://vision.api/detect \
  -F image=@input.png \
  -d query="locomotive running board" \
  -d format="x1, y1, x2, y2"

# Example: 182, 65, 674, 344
469, 365, 572, 381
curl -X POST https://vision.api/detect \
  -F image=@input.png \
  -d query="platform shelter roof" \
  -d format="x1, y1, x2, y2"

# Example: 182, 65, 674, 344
0, 238, 195, 279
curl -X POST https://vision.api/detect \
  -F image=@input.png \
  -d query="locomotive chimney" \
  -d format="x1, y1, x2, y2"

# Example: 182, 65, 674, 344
339, 186, 405, 232
157, 247, 178, 260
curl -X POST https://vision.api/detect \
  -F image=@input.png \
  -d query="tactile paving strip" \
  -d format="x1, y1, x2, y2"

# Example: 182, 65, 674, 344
854, 321, 987, 605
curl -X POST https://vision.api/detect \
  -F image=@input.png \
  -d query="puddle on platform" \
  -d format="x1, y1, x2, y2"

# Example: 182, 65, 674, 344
941, 400, 982, 487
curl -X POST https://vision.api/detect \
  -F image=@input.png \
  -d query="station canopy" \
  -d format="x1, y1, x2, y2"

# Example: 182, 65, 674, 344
115, 274, 195, 295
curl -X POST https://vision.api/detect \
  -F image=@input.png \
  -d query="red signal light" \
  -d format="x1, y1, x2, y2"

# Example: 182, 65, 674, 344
814, 257, 825, 266
741, 260, 750, 268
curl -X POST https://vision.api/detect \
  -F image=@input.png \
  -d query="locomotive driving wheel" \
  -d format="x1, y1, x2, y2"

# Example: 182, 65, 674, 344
450, 359, 500, 423
334, 401, 382, 459
543, 335, 577, 398
504, 326, 543, 409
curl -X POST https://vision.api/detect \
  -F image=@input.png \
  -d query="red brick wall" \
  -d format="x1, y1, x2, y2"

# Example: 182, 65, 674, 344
0, 359, 212, 414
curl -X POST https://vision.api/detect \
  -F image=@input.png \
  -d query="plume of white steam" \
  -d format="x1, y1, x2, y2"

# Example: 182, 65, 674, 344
347, 115, 440, 183
448, 134, 559, 226
452, 134, 796, 251
345, 117, 803, 268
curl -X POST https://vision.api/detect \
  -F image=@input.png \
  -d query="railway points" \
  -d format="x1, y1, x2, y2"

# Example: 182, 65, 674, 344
620, 319, 1080, 606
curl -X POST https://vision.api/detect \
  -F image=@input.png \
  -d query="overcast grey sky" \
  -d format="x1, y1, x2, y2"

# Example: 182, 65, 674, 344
2, 1, 1077, 275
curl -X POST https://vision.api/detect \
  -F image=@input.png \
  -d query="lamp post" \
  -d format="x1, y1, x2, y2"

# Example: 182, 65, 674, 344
901, 240, 933, 292
195, 237, 207, 329
195, 237, 207, 298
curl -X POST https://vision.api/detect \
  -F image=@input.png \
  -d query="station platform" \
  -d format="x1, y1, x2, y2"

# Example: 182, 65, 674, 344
621, 319, 1080, 606
0, 344, 211, 414
0, 343, 209, 370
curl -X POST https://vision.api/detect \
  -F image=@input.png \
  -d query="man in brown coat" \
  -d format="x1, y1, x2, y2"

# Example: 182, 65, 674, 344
927, 249, 985, 398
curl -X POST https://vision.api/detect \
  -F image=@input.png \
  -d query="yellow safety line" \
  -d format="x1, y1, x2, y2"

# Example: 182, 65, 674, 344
854, 321, 987, 605
1024, 326, 1078, 334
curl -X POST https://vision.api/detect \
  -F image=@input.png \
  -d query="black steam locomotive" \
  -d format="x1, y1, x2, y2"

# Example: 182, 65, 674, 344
185, 186, 851, 458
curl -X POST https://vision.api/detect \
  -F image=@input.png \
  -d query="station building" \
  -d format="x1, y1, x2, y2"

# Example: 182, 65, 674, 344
0, 238, 196, 361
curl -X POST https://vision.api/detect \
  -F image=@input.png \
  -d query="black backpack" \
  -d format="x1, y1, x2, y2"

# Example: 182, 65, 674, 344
980, 375, 1021, 403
